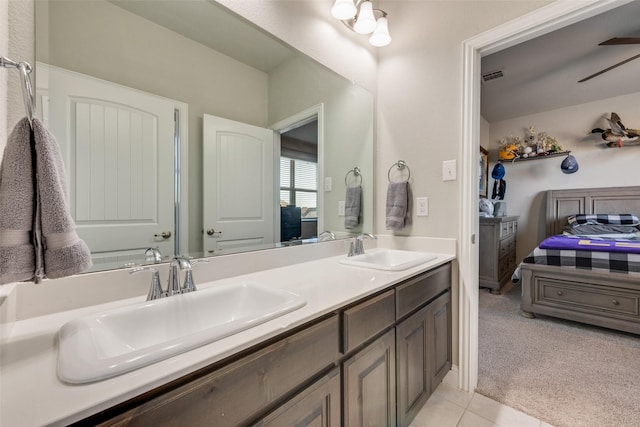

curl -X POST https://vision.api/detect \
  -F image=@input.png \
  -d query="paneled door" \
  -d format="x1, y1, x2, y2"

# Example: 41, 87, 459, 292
41, 64, 179, 262
203, 114, 275, 255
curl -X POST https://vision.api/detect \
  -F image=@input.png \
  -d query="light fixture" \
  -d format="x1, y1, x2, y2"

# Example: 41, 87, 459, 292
332, 0, 392, 47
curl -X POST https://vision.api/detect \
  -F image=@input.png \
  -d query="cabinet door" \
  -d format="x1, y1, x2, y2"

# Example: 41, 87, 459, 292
396, 305, 429, 427
429, 291, 451, 393
343, 329, 396, 427
255, 368, 341, 427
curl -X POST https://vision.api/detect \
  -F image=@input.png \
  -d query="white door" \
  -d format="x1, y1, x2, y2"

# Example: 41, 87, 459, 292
203, 114, 274, 255
42, 64, 177, 261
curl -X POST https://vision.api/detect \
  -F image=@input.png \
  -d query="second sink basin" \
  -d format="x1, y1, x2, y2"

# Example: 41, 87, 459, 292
58, 282, 306, 384
340, 249, 437, 271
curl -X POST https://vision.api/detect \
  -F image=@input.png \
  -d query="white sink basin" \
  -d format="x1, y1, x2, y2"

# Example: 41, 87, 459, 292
57, 282, 306, 384
340, 249, 437, 271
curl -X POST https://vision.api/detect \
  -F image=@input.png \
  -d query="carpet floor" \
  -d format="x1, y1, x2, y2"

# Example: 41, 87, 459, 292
477, 284, 640, 427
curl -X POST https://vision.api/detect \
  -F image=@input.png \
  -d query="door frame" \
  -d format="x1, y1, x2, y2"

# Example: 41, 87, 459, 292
458, 0, 633, 391
270, 104, 325, 240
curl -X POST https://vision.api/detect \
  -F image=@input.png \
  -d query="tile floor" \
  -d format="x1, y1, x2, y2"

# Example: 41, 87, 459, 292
411, 372, 554, 427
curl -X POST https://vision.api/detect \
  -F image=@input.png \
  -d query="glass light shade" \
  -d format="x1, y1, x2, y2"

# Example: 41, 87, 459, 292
369, 16, 391, 47
331, 0, 357, 20
353, 1, 377, 34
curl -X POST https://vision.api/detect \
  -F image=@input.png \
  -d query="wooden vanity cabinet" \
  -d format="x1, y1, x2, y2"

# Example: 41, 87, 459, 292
85, 262, 452, 427
95, 315, 340, 427
396, 266, 452, 427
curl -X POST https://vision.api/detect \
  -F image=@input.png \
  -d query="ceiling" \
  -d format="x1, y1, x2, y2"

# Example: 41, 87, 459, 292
481, 1, 640, 123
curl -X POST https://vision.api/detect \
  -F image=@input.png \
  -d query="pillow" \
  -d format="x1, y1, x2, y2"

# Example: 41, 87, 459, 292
567, 214, 640, 226
562, 224, 640, 239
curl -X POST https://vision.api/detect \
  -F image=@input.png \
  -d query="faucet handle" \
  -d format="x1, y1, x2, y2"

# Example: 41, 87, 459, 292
130, 266, 165, 301
182, 259, 209, 293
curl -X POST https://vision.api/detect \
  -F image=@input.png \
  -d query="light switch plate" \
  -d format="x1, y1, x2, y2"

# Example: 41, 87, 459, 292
416, 197, 429, 216
324, 177, 332, 191
442, 160, 456, 181
338, 201, 345, 216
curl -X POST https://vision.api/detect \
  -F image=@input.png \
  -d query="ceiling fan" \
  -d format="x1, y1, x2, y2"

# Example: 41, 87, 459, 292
578, 37, 640, 83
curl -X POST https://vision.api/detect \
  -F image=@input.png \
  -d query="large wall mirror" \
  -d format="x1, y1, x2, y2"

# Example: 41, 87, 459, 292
35, 0, 374, 272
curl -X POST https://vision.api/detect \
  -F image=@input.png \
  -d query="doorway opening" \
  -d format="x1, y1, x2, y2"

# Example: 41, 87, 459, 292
279, 119, 319, 244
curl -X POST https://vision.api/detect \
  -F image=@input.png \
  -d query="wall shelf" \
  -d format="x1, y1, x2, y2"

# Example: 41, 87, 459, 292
500, 151, 571, 163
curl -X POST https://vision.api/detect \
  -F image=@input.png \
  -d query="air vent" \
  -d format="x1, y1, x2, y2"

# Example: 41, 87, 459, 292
482, 69, 504, 83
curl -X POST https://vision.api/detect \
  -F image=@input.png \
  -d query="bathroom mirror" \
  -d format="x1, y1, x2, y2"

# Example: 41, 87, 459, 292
34, 0, 374, 272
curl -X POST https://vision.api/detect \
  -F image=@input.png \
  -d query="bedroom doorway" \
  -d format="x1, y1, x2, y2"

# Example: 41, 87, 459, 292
459, 0, 633, 392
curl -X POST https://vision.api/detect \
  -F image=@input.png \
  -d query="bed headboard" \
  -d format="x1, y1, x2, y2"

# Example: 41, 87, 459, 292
546, 186, 640, 236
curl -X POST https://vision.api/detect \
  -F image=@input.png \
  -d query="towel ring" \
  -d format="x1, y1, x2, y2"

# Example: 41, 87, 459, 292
1, 56, 35, 128
388, 160, 411, 183
345, 167, 362, 187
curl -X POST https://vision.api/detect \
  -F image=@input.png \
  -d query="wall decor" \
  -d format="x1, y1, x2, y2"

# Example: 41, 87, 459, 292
479, 146, 488, 198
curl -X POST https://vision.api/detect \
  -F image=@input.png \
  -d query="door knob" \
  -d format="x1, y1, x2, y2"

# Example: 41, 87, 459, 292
206, 228, 222, 236
154, 231, 172, 239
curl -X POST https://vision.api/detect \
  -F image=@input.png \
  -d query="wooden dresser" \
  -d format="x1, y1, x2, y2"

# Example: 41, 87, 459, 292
479, 216, 518, 294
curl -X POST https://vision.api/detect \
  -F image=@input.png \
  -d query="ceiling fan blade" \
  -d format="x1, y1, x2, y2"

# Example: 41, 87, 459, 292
578, 53, 640, 83
599, 37, 640, 45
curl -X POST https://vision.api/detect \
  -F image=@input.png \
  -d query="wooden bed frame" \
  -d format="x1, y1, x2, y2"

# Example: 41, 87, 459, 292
520, 186, 640, 335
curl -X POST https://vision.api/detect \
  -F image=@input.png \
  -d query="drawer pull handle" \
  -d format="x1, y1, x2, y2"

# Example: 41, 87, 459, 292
556, 290, 563, 296
612, 299, 620, 306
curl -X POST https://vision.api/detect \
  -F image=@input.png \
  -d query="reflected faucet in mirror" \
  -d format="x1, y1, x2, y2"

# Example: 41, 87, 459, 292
145, 247, 163, 264
318, 231, 336, 241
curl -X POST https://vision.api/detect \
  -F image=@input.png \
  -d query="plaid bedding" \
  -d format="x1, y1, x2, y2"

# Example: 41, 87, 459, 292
568, 213, 640, 226
512, 246, 640, 282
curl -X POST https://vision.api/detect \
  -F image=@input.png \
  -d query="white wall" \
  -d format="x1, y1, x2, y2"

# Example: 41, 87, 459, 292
376, 0, 550, 241
488, 91, 640, 261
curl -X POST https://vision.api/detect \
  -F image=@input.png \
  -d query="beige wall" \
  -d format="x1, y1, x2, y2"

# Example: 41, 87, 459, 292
38, 0, 269, 254
487, 91, 640, 261
269, 54, 374, 235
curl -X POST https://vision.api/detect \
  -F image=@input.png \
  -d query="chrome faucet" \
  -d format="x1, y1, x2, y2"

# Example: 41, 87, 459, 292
318, 230, 336, 242
167, 256, 192, 296
181, 259, 209, 293
348, 233, 377, 257
144, 247, 163, 263
129, 266, 165, 300
168, 256, 210, 295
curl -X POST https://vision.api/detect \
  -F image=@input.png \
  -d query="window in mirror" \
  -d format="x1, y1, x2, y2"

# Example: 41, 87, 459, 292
280, 157, 318, 220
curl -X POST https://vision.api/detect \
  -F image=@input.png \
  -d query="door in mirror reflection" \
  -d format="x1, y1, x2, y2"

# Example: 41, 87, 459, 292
39, 64, 181, 265
203, 115, 274, 255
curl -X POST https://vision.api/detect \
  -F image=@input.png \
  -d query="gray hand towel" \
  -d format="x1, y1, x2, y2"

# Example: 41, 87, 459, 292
32, 118, 92, 280
385, 181, 412, 230
0, 118, 37, 285
344, 185, 361, 229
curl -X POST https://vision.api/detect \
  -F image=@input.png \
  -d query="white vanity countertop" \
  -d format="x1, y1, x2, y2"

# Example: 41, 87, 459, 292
0, 251, 455, 427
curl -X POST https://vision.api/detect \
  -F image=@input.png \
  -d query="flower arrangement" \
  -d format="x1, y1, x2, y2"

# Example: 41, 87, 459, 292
498, 126, 563, 160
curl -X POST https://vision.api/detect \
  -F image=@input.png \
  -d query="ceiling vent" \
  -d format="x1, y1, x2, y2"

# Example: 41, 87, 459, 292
482, 69, 504, 84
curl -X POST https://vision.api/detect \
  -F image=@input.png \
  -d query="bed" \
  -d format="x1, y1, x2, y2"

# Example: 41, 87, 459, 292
517, 186, 640, 335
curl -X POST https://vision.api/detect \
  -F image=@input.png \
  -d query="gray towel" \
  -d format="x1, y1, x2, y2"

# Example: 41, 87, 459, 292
0, 118, 37, 284
33, 118, 92, 280
344, 185, 361, 229
0, 118, 92, 285
385, 181, 412, 230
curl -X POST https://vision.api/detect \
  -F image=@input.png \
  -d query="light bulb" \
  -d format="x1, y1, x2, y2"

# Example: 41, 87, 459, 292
369, 16, 391, 47
353, 1, 376, 34
331, 0, 357, 20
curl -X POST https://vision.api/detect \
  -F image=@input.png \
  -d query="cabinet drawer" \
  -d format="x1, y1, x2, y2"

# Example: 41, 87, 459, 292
343, 289, 395, 353
538, 280, 640, 318
498, 235, 515, 258
499, 220, 517, 239
254, 368, 341, 427
99, 315, 340, 427
396, 263, 451, 319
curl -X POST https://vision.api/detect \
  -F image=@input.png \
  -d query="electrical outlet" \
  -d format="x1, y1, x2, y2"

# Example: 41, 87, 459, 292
338, 201, 345, 216
324, 177, 332, 192
416, 197, 429, 216
442, 160, 456, 181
